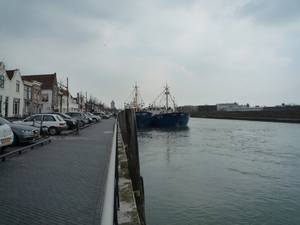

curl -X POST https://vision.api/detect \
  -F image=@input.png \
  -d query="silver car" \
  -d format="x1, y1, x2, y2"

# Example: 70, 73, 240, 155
66, 112, 89, 127
86, 112, 101, 122
0, 117, 40, 146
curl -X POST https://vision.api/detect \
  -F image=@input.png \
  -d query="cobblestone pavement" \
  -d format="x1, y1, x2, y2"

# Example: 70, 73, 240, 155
0, 119, 116, 225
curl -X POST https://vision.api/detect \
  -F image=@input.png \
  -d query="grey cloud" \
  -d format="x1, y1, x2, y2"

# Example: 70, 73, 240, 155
1, 0, 138, 41
234, 0, 300, 26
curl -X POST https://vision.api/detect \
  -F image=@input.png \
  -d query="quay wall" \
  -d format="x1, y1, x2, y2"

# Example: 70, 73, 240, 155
117, 128, 141, 224
190, 110, 300, 123
117, 109, 146, 225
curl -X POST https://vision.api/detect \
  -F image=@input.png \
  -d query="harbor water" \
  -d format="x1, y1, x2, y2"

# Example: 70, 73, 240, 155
138, 117, 300, 225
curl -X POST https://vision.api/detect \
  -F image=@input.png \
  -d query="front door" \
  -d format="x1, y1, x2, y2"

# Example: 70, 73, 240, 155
5, 96, 8, 117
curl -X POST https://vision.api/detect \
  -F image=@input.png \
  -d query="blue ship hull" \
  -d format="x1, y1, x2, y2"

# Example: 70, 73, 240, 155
151, 112, 190, 128
136, 111, 153, 128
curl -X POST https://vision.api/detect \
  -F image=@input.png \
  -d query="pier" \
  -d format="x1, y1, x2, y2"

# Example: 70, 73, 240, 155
0, 112, 144, 225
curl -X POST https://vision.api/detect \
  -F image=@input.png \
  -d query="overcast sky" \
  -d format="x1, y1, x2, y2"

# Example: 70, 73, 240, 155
1, 0, 299, 108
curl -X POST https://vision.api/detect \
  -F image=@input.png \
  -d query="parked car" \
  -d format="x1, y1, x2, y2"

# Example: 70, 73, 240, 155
13, 114, 68, 135
84, 112, 101, 123
48, 112, 78, 130
94, 111, 109, 119
0, 121, 14, 151
65, 112, 89, 127
0, 117, 40, 146
83, 112, 93, 124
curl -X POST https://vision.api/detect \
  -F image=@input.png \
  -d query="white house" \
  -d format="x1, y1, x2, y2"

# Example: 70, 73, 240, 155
0, 63, 24, 117
58, 88, 79, 113
68, 94, 79, 112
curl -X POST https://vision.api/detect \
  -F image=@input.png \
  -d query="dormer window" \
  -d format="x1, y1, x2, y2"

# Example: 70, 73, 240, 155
16, 80, 20, 92
0, 75, 4, 88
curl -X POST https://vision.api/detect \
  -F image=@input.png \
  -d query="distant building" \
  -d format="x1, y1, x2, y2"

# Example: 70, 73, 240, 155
22, 78, 43, 116
22, 73, 59, 113
197, 105, 217, 111
263, 105, 300, 111
217, 102, 263, 111
111, 100, 115, 109
217, 103, 239, 111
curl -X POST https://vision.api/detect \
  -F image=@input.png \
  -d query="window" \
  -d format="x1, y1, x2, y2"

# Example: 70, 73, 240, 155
24, 86, 28, 99
28, 87, 31, 100
13, 98, 20, 114
44, 115, 55, 121
16, 80, 20, 92
0, 75, 4, 88
32, 115, 42, 121
56, 116, 63, 121
34, 88, 41, 99
0, 96, 2, 114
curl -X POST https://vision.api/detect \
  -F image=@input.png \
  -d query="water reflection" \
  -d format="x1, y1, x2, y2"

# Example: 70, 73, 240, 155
138, 127, 190, 163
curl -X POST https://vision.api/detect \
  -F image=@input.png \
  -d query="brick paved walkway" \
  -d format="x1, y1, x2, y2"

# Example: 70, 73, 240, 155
0, 119, 115, 225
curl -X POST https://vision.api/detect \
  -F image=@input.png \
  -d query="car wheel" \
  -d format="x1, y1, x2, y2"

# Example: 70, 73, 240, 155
81, 120, 85, 127
12, 133, 18, 146
48, 127, 58, 135
93, 118, 97, 122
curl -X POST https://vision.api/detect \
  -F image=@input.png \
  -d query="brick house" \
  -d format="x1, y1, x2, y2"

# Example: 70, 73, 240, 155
22, 78, 43, 116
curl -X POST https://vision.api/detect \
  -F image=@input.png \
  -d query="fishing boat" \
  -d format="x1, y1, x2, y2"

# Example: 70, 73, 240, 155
124, 83, 153, 128
147, 84, 190, 128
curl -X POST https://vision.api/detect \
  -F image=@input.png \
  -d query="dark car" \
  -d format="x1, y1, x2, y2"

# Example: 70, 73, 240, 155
0, 117, 40, 146
49, 112, 78, 130
65, 112, 89, 127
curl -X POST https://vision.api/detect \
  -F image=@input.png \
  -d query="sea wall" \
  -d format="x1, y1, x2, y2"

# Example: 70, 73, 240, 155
117, 109, 146, 225
190, 110, 300, 123
117, 128, 141, 224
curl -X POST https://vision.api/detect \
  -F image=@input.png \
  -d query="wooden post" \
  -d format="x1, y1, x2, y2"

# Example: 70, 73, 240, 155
118, 111, 129, 159
123, 108, 146, 225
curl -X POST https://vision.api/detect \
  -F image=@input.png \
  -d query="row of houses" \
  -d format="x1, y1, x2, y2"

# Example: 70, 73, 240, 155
0, 62, 104, 118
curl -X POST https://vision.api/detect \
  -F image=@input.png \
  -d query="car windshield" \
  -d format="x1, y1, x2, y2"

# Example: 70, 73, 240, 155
0, 117, 11, 125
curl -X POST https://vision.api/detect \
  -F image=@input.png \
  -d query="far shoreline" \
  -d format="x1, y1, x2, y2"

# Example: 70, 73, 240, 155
190, 115, 300, 124
189, 110, 300, 124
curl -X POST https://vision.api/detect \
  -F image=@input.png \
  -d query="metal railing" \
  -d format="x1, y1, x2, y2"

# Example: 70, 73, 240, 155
100, 122, 119, 225
0, 138, 52, 162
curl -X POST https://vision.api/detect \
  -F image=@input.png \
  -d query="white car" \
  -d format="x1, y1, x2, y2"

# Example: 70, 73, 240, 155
13, 114, 68, 135
0, 123, 14, 151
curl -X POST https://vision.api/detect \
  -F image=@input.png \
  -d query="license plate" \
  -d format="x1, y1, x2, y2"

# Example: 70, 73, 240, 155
1, 138, 11, 143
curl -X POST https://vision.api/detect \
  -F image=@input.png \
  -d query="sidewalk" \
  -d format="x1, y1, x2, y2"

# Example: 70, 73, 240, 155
0, 119, 115, 225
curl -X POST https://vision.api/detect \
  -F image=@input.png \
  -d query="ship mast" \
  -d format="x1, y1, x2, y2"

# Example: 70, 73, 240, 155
165, 84, 170, 110
134, 82, 138, 110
